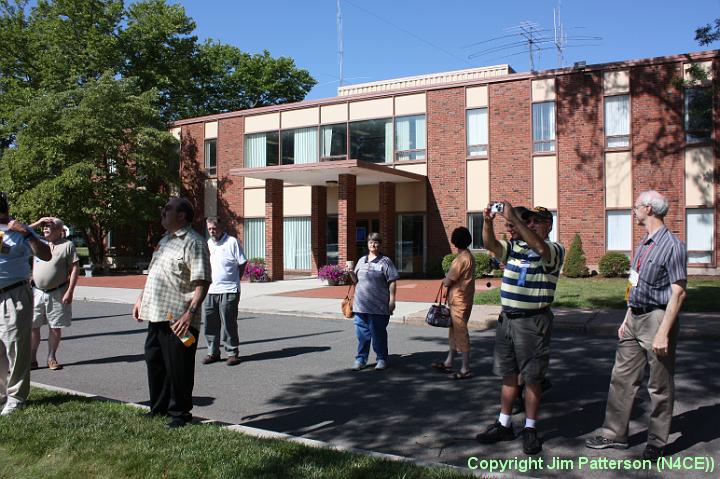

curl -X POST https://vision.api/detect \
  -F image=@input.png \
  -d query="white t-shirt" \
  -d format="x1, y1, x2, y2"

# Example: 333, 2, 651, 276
207, 233, 247, 294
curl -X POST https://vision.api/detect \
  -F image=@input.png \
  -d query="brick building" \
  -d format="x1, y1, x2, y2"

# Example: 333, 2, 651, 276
171, 50, 719, 279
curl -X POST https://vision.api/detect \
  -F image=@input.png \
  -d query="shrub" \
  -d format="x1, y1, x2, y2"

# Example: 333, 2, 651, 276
318, 264, 350, 284
244, 258, 269, 282
598, 252, 631, 277
441, 253, 458, 274
424, 257, 445, 278
473, 252, 493, 278
563, 234, 590, 278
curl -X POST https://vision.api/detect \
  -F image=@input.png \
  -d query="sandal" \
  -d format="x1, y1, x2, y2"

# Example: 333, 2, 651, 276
431, 361, 454, 374
449, 371, 473, 380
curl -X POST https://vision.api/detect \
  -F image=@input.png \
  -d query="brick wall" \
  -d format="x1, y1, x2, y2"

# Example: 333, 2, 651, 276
556, 71, 605, 263
217, 117, 245, 239
338, 174, 357, 266
180, 123, 205, 233
427, 88, 466, 262
631, 63, 685, 250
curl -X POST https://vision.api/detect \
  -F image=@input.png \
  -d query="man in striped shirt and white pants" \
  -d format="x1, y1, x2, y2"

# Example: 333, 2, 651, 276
478, 202, 565, 455
586, 190, 687, 461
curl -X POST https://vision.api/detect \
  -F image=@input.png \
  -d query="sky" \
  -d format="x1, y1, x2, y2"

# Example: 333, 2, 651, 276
173, 0, 720, 100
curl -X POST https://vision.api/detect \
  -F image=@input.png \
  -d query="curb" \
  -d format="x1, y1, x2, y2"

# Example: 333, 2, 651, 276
30, 382, 483, 478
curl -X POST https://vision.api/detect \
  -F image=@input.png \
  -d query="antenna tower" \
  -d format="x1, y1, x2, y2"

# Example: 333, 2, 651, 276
337, 0, 344, 87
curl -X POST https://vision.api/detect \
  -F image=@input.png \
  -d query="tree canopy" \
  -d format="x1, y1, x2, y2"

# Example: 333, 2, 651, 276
0, 0, 316, 262
695, 18, 720, 46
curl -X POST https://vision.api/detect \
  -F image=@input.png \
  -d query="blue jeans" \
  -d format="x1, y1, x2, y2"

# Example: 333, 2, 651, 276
354, 313, 390, 363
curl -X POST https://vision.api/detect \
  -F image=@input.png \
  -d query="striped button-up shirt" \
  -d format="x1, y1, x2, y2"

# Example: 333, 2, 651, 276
139, 226, 211, 329
499, 239, 565, 312
628, 226, 687, 309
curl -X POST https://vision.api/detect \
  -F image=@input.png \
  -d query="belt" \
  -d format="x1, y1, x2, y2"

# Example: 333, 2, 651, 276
503, 306, 550, 319
0, 281, 27, 295
630, 305, 666, 315
31, 281, 68, 293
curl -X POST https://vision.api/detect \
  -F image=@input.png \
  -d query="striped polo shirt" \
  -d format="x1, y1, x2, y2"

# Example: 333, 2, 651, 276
628, 226, 687, 309
499, 239, 565, 312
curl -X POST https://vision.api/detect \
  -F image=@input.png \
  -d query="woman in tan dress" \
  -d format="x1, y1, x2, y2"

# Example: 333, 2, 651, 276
433, 227, 476, 379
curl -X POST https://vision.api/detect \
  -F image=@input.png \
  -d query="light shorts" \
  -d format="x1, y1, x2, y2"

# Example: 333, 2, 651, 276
33, 284, 72, 329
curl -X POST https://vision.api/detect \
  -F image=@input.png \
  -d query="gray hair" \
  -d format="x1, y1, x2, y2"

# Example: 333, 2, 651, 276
48, 218, 64, 228
638, 190, 669, 218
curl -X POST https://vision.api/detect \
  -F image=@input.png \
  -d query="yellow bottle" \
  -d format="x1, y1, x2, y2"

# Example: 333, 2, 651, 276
167, 313, 195, 347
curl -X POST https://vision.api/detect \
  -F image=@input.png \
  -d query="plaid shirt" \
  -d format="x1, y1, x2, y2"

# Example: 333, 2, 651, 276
140, 226, 211, 329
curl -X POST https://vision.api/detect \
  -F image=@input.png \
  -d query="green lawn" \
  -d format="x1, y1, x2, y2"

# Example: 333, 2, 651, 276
475, 277, 720, 312
0, 388, 469, 479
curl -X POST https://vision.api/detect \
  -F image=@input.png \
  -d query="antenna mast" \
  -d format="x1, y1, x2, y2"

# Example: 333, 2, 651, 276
337, 0, 344, 87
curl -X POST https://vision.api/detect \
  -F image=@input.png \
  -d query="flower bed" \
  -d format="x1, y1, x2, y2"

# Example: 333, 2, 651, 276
318, 264, 350, 286
244, 258, 269, 282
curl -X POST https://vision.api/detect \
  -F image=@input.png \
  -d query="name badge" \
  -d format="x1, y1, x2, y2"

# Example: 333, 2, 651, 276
517, 261, 530, 286
628, 269, 639, 287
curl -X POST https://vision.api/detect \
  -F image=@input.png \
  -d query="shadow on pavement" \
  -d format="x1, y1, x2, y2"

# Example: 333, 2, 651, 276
63, 328, 146, 341
239, 330, 344, 347
242, 347, 332, 363
64, 353, 145, 366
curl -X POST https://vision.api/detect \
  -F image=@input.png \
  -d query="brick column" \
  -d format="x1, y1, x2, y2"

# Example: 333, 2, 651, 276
311, 185, 328, 274
379, 182, 396, 262
265, 179, 283, 281
338, 174, 357, 267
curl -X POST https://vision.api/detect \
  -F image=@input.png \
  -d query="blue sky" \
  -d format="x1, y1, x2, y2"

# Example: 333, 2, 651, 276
174, 0, 719, 100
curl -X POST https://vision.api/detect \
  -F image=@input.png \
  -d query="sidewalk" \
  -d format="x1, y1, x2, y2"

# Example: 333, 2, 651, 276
75, 275, 720, 340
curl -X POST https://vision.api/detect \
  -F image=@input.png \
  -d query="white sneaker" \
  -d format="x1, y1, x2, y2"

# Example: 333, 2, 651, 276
1, 403, 23, 416
352, 360, 366, 371
375, 359, 387, 370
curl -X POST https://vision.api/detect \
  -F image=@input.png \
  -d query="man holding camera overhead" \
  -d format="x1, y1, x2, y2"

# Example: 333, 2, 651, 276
477, 202, 564, 455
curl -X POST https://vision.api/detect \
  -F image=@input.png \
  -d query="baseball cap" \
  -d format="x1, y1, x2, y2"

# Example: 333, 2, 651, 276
529, 206, 553, 223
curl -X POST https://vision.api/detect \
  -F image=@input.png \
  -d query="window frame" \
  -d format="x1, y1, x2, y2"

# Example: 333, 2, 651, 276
605, 209, 632, 256
532, 101, 556, 154
467, 212, 484, 250
204, 138, 217, 176
320, 123, 348, 162
394, 114, 427, 162
684, 86, 713, 145
466, 107, 489, 158
686, 207, 715, 266
604, 94, 631, 149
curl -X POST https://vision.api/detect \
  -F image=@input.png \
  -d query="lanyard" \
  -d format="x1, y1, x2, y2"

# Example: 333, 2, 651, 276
635, 242, 656, 272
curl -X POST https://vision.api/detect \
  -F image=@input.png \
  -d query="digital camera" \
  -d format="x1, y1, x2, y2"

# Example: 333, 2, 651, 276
490, 202, 504, 214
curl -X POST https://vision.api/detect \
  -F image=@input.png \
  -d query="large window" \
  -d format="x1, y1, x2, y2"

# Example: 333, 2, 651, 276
606, 210, 632, 254
467, 108, 488, 157
244, 132, 279, 168
284, 217, 311, 269
204, 139, 217, 176
349, 118, 393, 163
396, 214, 424, 273
244, 218, 265, 260
532, 102, 556, 153
281, 127, 318, 165
468, 213, 483, 249
320, 124, 347, 161
685, 87, 712, 143
395, 115, 426, 161
326, 216, 338, 264
687, 208, 714, 264
605, 95, 630, 148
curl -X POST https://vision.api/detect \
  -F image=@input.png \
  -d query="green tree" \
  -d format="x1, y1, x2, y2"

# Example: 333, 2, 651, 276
563, 234, 590, 278
696, 18, 720, 45
0, 75, 177, 264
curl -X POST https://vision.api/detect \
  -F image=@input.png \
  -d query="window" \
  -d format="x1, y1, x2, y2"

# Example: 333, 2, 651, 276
687, 208, 714, 264
685, 87, 712, 143
281, 127, 318, 165
320, 124, 347, 161
467, 213, 484, 249
326, 216, 338, 264
606, 210, 632, 254
548, 211, 558, 244
349, 118, 393, 163
204, 139, 217, 176
244, 219, 265, 260
467, 108, 488, 157
395, 214, 425, 273
395, 115, 426, 161
284, 217, 311, 269
532, 102, 556, 153
605, 95, 630, 148
244, 132, 279, 168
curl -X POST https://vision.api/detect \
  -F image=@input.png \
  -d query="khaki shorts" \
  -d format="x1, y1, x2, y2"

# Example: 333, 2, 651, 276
33, 284, 72, 328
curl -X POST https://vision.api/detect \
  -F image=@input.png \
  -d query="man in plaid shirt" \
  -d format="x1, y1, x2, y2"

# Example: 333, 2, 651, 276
132, 197, 210, 429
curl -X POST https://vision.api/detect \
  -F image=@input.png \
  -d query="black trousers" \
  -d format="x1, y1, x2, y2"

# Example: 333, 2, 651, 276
145, 322, 198, 421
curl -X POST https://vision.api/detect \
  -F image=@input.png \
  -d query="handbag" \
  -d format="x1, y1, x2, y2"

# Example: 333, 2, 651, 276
425, 283, 451, 328
341, 284, 355, 319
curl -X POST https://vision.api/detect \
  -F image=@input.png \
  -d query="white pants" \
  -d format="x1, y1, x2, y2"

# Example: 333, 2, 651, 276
0, 283, 32, 408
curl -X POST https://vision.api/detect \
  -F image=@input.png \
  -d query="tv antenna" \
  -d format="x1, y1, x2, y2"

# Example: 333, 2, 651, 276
337, 0, 344, 87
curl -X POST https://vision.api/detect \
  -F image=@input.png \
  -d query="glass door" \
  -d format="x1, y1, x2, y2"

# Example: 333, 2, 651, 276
396, 214, 425, 273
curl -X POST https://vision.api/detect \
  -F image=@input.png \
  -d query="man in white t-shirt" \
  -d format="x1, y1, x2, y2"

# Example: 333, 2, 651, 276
201, 217, 247, 366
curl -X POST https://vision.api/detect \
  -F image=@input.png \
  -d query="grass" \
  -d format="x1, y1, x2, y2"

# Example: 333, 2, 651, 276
0, 388, 470, 479
474, 277, 720, 312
